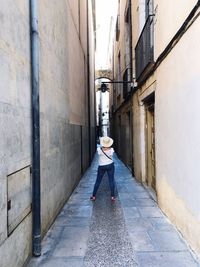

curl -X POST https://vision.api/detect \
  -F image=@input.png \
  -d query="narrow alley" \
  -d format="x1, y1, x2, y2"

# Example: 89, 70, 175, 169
1, 1, 200, 266
28, 154, 199, 267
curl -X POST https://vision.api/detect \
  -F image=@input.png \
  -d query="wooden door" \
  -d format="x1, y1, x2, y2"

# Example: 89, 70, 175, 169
146, 103, 156, 192
125, 111, 132, 170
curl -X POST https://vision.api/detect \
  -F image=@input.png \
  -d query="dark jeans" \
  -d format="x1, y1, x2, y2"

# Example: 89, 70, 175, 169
92, 163, 115, 197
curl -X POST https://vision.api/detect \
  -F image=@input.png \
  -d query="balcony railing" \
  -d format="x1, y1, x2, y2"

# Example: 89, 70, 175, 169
135, 15, 154, 81
123, 68, 131, 99
116, 15, 120, 41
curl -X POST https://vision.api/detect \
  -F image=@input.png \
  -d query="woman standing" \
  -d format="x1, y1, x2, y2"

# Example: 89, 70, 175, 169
90, 136, 116, 201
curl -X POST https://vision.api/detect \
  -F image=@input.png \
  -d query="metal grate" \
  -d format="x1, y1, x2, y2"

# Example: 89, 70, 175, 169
135, 15, 154, 80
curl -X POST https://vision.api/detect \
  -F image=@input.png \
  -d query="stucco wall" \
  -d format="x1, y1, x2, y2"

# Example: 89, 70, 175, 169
154, 0, 197, 59
131, 0, 200, 255
133, 75, 156, 183
88, 0, 96, 157
131, 0, 145, 49
113, 0, 200, 256
0, 1, 95, 266
39, 0, 95, 234
0, 1, 32, 266
156, 16, 200, 253
133, 92, 145, 181
113, 0, 127, 108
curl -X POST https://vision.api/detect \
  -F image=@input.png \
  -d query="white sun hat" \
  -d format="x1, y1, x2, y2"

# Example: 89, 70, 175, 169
100, 136, 113, 148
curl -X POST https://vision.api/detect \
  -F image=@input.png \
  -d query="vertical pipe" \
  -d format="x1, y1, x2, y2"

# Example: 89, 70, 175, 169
87, 0, 91, 162
30, 0, 41, 257
99, 91, 103, 136
129, 0, 135, 175
80, 126, 83, 174
112, 42, 115, 141
129, 0, 133, 80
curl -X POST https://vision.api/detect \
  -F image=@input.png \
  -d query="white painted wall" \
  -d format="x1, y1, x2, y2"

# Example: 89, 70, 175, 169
154, 0, 197, 59
131, 0, 200, 254
156, 15, 200, 253
156, 15, 200, 216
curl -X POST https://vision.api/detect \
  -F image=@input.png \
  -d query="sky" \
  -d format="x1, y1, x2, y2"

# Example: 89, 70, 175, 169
95, 0, 118, 70
95, 0, 118, 135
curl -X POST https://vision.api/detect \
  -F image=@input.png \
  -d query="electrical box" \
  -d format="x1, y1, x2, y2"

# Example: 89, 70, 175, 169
7, 166, 32, 235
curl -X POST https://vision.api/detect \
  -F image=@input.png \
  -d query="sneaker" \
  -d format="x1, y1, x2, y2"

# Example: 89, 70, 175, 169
90, 196, 96, 201
111, 196, 115, 202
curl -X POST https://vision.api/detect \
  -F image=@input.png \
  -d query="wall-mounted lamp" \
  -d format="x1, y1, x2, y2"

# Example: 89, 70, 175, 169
100, 83, 108, 93
98, 80, 136, 93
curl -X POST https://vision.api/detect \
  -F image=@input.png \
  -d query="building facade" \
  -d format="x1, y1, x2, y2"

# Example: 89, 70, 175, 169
0, 1, 96, 266
112, 0, 200, 254
112, 0, 134, 172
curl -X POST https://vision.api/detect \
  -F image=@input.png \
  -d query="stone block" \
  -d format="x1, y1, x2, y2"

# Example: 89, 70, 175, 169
52, 226, 90, 257
139, 207, 164, 218
136, 251, 199, 267
29, 257, 84, 267
128, 230, 155, 252
148, 230, 188, 251
123, 207, 141, 219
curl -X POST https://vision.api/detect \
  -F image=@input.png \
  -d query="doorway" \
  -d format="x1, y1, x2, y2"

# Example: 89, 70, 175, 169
145, 95, 156, 192
125, 111, 132, 170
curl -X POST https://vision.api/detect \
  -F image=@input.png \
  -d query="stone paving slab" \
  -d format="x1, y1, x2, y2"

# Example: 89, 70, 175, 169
52, 226, 90, 257
136, 251, 199, 267
138, 207, 164, 218
27, 154, 200, 267
148, 229, 188, 251
29, 257, 84, 267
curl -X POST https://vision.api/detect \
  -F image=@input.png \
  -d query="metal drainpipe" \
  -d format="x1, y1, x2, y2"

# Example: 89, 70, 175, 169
129, 0, 134, 175
30, 0, 41, 257
87, 0, 91, 162
129, 0, 133, 81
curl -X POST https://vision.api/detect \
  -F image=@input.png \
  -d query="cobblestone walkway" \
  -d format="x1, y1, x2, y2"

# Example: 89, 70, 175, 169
28, 155, 200, 267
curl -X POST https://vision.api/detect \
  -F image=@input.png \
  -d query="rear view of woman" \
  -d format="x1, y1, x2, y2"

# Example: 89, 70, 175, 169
90, 136, 116, 202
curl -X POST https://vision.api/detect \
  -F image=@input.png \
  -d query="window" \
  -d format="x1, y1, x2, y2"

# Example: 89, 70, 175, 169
135, 0, 154, 80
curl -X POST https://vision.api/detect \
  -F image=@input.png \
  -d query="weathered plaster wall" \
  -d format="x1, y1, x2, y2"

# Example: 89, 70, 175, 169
133, 76, 156, 183
38, 0, 94, 234
0, 1, 32, 266
88, 0, 96, 157
0, 0, 95, 266
113, 0, 127, 108
131, 0, 145, 49
133, 92, 145, 182
113, 101, 133, 167
156, 16, 200, 254
131, 0, 200, 255
0, 214, 32, 267
115, 0, 200, 256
